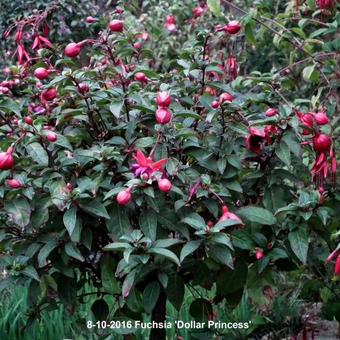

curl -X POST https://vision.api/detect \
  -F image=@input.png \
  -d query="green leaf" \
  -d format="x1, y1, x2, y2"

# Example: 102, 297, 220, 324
181, 215, 206, 230
207, 0, 221, 16
122, 269, 136, 298
63, 207, 77, 237
91, 299, 109, 321
237, 206, 276, 225
26, 142, 49, 166
288, 227, 309, 264
143, 281, 160, 313
209, 244, 234, 268
4, 198, 31, 228
154, 239, 182, 248
134, 137, 155, 148
106, 205, 131, 238
38, 241, 58, 267
139, 211, 157, 241
276, 141, 291, 166
166, 274, 184, 311
79, 199, 110, 219
189, 298, 213, 322
245, 20, 256, 45
148, 248, 180, 266
65, 242, 84, 262
110, 101, 124, 118
180, 240, 202, 262
104, 242, 131, 251
100, 255, 120, 294
216, 260, 248, 295
302, 64, 320, 82
22, 266, 40, 282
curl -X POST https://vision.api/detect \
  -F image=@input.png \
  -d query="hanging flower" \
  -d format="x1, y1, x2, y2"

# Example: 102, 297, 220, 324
131, 150, 167, 178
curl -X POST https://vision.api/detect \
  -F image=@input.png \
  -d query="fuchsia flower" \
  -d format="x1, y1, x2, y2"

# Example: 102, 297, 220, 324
131, 150, 167, 178
193, 6, 206, 18
164, 15, 177, 32
0, 146, 14, 170
316, 0, 335, 9
226, 56, 239, 80
31, 34, 53, 50
245, 127, 266, 154
218, 205, 244, 226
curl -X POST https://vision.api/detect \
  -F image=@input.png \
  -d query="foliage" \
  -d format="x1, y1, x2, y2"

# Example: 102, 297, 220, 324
0, 0, 339, 339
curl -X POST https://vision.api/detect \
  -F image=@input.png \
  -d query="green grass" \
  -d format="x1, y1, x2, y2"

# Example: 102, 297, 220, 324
0, 281, 303, 340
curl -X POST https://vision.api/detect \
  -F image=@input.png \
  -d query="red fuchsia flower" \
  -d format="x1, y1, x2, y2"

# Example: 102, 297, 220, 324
313, 111, 329, 125
335, 255, 340, 276
16, 44, 30, 65
265, 108, 278, 117
155, 107, 172, 124
245, 127, 266, 154
116, 188, 132, 206
224, 20, 241, 34
219, 92, 234, 104
226, 56, 239, 80
310, 133, 337, 187
34, 67, 50, 80
164, 15, 177, 32
326, 247, 340, 264
156, 91, 172, 107
255, 248, 264, 260
0, 146, 14, 170
134, 72, 148, 84
108, 20, 124, 32
31, 35, 53, 50
218, 205, 244, 226
316, 0, 335, 9
193, 6, 206, 18
158, 178, 172, 192
131, 150, 167, 178
6, 179, 22, 189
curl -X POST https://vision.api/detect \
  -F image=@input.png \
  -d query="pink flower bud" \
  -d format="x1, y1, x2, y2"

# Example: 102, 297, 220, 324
335, 255, 340, 276
224, 20, 241, 34
6, 178, 22, 189
116, 188, 132, 205
158, 178, 172, 192
156, 91, 172, 107
219, 92, 234, 104
41, 87, 57, 101
313, 134, 331, 153
66, 182, 73, 192
211, 100, 220, 109
34, 67, 50, 80
24, 116, 33, 125
313, 111, 329, 125
85, 16, 98, 24
155, 107, 172, 125
265, 108, 278, 117
255, 248, 264, 260
64, 42, 82, 58
108, 20, 124, 32
47, 131, 58, 142
134, 72, 148, 83
0, 147, 14, 170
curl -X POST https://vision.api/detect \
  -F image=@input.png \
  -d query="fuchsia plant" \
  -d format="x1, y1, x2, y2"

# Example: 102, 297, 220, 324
0, 1, 339, 338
